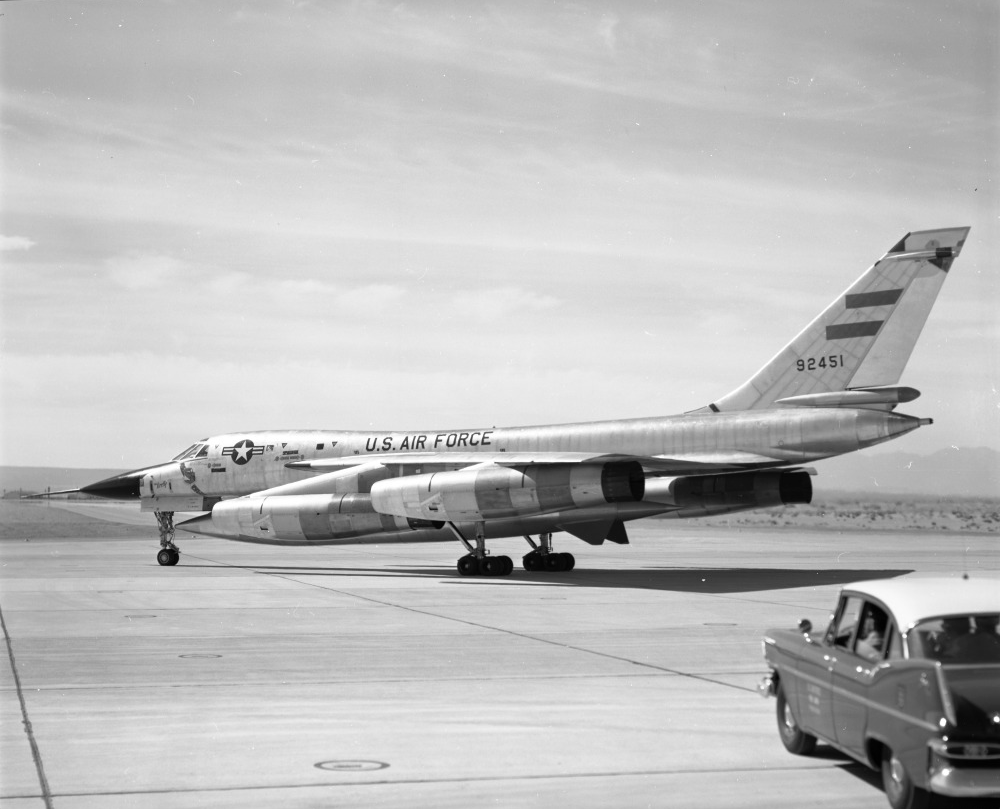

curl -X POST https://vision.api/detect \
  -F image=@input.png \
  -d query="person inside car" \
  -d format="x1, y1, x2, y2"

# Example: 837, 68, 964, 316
951, 614, 1000, 663
856, 605, 888, 662
934, 616, 972, 661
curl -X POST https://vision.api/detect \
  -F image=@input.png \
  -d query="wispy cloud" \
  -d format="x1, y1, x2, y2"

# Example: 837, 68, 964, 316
104, 254, 189, 290
0, 235, 36, 251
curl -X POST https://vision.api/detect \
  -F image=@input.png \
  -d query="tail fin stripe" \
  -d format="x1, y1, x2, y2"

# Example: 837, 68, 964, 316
845, 289, 903, 308
826, 321, 884, 340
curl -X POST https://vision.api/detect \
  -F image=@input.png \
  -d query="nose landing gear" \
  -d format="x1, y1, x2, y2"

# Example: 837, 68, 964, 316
155, 510, 180, 566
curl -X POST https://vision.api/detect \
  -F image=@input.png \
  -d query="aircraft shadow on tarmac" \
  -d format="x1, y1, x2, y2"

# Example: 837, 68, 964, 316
410, 566, 911, 593
191, 563, 912, 594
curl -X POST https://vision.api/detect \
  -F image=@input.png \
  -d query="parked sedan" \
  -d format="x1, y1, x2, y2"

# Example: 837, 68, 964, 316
760, 576, 1000, 809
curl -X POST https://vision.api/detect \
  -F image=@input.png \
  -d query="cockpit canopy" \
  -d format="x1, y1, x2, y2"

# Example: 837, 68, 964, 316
171, 440, 210, 461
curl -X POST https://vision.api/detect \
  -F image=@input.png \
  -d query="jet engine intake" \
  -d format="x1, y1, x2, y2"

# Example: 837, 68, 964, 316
370, 461, 645, 522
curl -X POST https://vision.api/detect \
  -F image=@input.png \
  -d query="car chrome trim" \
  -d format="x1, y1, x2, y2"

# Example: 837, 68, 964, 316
927, 762, 1000, 797
788, 666, 943, 733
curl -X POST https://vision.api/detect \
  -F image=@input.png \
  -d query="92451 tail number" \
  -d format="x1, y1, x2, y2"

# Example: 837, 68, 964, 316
796, 355, 845, 372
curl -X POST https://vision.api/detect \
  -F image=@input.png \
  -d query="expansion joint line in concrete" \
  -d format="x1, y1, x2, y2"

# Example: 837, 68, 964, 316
19, 761, 861, 801
185, 553, 755, 695
0, 602, 54, 809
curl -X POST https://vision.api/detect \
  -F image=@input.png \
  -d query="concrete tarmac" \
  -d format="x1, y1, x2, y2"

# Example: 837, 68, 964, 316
2, 509, 998, 808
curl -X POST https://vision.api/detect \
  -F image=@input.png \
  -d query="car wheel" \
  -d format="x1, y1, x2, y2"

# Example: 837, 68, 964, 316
775, 684, 816, 755
881, 749, 931, 809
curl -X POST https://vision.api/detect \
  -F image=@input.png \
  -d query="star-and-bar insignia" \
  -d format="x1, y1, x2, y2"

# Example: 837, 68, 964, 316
222, 438, 265, 465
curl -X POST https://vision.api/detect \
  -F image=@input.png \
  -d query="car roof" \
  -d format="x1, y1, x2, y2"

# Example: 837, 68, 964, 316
841, 575, 1000, 632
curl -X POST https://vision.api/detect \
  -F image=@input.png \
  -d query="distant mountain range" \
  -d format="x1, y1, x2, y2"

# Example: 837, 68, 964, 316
2, 447, 998, 500
808, 446, 999, 498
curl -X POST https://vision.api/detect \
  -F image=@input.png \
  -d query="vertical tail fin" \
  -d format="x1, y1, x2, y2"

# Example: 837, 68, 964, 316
707, 227, 970, 412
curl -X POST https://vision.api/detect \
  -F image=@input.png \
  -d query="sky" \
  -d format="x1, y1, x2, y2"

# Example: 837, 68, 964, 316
1, 0, 997, 470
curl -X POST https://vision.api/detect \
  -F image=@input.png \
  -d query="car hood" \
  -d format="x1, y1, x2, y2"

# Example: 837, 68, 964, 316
945, 666, 1000, 737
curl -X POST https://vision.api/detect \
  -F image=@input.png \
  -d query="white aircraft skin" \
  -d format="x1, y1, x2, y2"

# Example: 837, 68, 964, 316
73, 227, 970, 575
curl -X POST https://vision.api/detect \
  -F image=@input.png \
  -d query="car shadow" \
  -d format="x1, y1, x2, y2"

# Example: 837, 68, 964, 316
180, 562, 911, 594
835, 758, 883, 788
807, 745, 883, 796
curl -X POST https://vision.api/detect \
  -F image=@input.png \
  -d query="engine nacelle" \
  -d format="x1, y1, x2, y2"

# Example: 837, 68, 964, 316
210, 492, 413, 542
652, 470, 812, 518
369, 462, 645, 522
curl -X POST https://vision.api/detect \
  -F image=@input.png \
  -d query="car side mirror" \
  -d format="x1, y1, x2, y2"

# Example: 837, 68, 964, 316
798, 618, 812, 634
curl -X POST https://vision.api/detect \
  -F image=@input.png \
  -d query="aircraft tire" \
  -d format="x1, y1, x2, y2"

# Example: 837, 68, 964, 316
457, 555, 479, 576
481, 556, 511, 577
157, 549, 179, 567
562, 553, 575, 571
489, 555, 513, 576
522, 552, 544, 572
544, 553, 567, 572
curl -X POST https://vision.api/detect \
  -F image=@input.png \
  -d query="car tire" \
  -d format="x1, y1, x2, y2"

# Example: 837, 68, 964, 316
881, 748, 931, 809
776, 683, 816, 756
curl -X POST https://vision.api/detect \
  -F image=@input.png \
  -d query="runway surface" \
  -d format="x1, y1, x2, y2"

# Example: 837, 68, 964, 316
2, 505, 998, 808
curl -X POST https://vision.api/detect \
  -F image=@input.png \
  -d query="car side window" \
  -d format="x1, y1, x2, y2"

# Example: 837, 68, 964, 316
854, 602, 889, 662
829, 595, 864, 649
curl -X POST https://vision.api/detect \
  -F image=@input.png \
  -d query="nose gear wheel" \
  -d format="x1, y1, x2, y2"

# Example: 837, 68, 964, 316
155, 510, 179, 566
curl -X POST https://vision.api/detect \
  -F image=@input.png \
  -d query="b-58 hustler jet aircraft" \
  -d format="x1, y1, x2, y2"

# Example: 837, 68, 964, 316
73, 227, 969, 575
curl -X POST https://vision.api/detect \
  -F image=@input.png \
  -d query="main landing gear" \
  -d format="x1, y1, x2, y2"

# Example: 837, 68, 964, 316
457, 553, 514, 577
155, 510, 180, 566
522, 532, 575, 572
449, 525, 575, 577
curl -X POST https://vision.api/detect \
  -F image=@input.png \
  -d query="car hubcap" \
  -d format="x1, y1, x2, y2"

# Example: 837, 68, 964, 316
783, 703, 796, 734
886, 754, 904, 800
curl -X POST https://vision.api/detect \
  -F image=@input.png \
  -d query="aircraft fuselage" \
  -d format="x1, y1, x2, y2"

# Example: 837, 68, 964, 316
95, 406, 924, 513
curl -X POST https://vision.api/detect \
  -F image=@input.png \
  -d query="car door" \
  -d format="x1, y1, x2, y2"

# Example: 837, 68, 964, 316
832, 599, 891, 755
792, 595, 862, 743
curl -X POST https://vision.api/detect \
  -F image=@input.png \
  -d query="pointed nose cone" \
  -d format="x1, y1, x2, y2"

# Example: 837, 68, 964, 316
80, 471, 144, 499
80, 462, 182, 500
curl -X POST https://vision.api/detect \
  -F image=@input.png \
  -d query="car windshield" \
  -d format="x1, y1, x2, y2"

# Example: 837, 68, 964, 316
907, 613, 1000, 664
